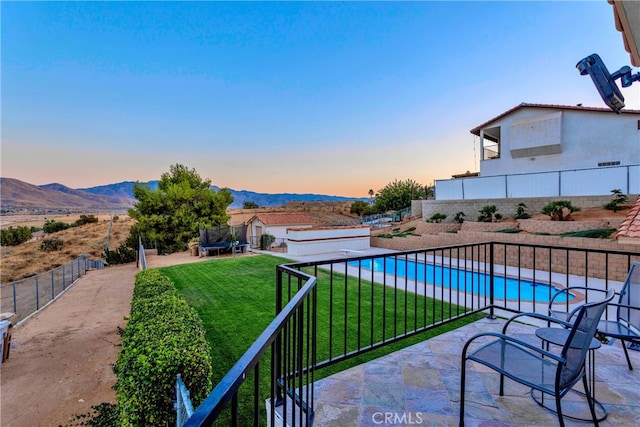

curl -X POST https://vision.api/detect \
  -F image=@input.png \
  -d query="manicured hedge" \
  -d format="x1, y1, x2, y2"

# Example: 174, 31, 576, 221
115, 269, 212, 426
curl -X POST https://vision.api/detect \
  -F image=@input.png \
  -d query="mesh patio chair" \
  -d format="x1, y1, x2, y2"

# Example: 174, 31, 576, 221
548, 262, 640, 370
460, 290, 615, 427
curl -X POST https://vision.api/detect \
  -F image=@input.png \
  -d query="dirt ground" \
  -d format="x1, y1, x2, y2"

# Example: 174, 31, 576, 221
0, 251, 205, 427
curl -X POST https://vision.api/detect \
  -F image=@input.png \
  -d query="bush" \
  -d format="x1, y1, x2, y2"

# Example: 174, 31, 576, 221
514, 203, 531, 219
104, 244, 136, 265
604, 189, 628, 212
40, 237, 63, 251
541, 200, 580, 221
453, 211, 465, 224
114, 269, 212, 427
0, 226, 33, 246
72, 214, 99, 226
43, 220, 70, 233
260, 234, 275, 250
495, 228, 522, 234
427, 213, 446, 223
560, 228, 616, 239
477, 205, 498, 222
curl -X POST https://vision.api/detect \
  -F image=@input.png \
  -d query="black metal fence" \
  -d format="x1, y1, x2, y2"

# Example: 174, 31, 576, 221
183, 241, 640, 426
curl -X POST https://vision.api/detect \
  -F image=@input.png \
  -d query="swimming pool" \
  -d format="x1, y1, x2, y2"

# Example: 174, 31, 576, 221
349, 257, 574, 303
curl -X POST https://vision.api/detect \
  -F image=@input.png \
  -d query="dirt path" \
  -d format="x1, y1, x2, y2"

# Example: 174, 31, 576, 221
0, 251, 207, 427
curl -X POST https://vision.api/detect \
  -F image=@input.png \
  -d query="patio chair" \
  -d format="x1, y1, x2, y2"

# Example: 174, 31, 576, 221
460, 290, 615, 427
548, 262, 640, 370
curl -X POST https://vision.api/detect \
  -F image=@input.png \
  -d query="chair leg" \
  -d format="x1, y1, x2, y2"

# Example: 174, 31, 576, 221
554, 392, 565, 427
459, 358, 467, 427
582, 374, 600, 427
621, 340, 634, 371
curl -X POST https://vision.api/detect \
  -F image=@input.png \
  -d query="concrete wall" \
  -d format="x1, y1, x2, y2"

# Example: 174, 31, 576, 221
287, 225, 371, 256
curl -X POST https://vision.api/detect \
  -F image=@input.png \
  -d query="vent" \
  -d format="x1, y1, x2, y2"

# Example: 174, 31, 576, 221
598, 161, 621, 167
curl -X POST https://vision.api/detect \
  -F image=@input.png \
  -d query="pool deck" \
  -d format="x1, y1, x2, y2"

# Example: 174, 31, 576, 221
311, 316, 640, 426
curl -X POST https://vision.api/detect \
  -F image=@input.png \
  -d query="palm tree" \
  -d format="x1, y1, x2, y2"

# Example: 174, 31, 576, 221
368, 189, 375, 205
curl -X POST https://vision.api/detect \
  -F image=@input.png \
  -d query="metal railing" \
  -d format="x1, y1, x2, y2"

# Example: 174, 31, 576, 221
182, 241, 640, 426
138, 237, 148, 270
176, 374, 195, 427
0, 256, 98, 324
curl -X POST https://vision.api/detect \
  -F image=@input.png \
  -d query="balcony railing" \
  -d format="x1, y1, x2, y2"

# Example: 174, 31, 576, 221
184, 241, 640, 426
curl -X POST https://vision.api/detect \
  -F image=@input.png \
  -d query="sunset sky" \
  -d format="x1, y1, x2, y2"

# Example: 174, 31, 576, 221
2, 1, 638, 198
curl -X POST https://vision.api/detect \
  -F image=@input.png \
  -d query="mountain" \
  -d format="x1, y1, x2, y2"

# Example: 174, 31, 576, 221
1, 177, 364, 213
0, 178, 132, 213
80, 181, 363, 209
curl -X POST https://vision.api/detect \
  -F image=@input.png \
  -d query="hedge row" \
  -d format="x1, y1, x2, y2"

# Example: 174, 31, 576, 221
114, 269, 212, 426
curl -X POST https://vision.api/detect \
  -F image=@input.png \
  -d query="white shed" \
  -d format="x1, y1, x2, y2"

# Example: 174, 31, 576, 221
246, 212, 315, 246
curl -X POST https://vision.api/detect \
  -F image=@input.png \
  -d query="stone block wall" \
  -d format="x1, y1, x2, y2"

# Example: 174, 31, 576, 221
371, 230, 640, 282
419, 195, 637, 224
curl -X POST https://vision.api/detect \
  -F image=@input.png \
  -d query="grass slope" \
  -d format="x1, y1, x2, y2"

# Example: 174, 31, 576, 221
160, 254, 483, 424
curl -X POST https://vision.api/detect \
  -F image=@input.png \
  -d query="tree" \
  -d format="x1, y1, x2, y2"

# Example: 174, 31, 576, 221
242, 201, 259, 209
127, 164, 233, 253
350, 200, 371, 216
372, 179, 427, 212
368, 189, 375, 204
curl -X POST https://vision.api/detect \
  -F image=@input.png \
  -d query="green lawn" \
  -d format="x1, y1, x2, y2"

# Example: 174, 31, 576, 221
160, 254, 484, 425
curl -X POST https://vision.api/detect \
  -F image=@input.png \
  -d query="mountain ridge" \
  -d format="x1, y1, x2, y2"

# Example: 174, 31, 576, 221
1, 177, 365, 213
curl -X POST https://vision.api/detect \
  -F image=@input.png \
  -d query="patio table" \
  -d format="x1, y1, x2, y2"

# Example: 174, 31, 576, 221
533, 327, 607, 421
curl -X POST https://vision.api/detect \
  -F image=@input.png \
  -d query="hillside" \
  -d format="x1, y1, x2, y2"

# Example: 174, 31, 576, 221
0, 216, 134, 284
0, 178, 132, 214
1, 177, 365, 213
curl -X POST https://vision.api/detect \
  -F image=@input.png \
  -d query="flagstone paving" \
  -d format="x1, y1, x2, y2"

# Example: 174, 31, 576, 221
313, 317, 640, 426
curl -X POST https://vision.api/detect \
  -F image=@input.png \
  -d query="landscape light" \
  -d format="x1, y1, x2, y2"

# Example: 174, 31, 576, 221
576, 53, 640, 114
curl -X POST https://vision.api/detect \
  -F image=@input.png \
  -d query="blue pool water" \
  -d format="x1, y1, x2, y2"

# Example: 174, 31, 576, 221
349, 257, 574, 303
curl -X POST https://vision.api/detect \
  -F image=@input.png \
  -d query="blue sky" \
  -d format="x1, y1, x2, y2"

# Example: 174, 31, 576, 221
2, 1, 638, 198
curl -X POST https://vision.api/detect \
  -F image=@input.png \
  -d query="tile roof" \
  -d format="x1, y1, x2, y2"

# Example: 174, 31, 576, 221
470, 102, 640, 136
249, 213, 316, 226
616, 196, 640, 243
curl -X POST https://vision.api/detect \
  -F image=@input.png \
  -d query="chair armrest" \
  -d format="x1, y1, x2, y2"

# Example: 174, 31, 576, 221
503, 312, 573, 334
606, 302, 640, 311
462, 332, 566, 364
549, 286, 609, 305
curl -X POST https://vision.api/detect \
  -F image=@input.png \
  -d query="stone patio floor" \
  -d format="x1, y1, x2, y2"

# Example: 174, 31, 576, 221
312, 317, 640, 426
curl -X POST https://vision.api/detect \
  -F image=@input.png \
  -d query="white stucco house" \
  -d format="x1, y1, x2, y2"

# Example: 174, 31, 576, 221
436, 103, 640, 200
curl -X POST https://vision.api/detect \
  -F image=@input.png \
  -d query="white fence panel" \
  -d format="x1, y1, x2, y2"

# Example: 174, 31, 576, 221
506, 172, 559, 197
560, 168, 628, 196
434, 179, 463, 200
463, 176, 506, 199
629, 165, 640, 194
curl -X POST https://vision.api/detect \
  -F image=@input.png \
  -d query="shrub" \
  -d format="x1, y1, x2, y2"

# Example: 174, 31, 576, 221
40, 237, 63, 251
604, 189, 628, 212
427, 213, 447, 223
0, 226, 33, 246
260, 234, 275, 250
477, 205, 498, 222
72, 214, 99, 226
514, 203, 531, 219
104, 244, 136, 265
541, 200, 580, 221
43, 220, 70, 233
560, 228, 616, 239
453, 211, 465, 224
495, 228, 522, 233
114, 269, 212, 427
